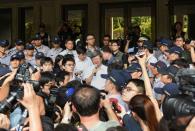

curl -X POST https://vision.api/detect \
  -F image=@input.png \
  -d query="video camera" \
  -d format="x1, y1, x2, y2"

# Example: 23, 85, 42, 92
0, 63, 40, 114
162, 68, 195, 120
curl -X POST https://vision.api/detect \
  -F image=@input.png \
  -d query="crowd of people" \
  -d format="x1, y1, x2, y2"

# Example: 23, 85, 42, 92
0, 22, 195, 131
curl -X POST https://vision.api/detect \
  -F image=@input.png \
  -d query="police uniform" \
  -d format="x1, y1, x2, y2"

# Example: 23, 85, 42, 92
25, 44, 36, 66
35, 45, 50, 56
47, 48, 63, 62
8, 39, 25, 57
47, 36, 63, 61
59, 49, 77, 58
0, 40, 12, 65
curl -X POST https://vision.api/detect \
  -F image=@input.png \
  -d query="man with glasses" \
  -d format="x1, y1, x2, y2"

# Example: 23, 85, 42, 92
111, 40, 127, 68
85, 34, 100, 58
83, 51, 107, 90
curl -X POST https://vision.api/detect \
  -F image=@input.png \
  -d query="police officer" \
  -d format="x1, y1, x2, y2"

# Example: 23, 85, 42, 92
9, 54, 21, 71
25, 44, 36, 66
0, 40, 11, 65
35, 52, 45, 69
33, 34, 50, 56
47, 36, 63, 62
8, 39, 25, 56
16, 51, 26, 65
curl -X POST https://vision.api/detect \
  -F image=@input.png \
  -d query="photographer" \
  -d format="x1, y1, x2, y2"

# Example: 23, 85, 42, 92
67, 85, 119, 130
37, 71, 60, 122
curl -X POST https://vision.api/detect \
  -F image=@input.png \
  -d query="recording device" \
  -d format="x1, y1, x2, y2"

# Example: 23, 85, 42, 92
41, 86, 75, 121
0, 63, 39, 114
100, 91, 122, 113
162, 69, 195, 120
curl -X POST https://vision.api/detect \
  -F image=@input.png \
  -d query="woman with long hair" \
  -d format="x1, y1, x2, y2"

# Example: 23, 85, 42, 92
129, 95, 159, 131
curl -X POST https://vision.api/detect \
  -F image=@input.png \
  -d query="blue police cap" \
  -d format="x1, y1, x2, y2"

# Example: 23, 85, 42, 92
101, 69, 131, 91
0, 40, 9, 47
52, 36, 61, 44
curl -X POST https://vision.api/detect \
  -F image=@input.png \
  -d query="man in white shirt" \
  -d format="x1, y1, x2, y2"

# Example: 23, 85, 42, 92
74, 46, 93, 80
83, 51, 107, 90
59, 39, 77, 58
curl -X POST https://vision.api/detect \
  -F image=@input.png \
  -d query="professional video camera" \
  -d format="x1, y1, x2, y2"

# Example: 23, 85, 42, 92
162, 68, 195, 120
40, 86, 75, 121
0, 63, 40, 114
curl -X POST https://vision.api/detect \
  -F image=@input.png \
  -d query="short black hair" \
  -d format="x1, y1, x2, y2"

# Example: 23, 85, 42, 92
55, 71, 70, 86
54, 55, 64, 67
65, 39, 74, 44
127, 79, 145, 94
111, 40, 120, 46
40, 57, 53, 66
40, 71, 55, 87
71, 85, 101, 116
102, 46, 112, 54
175, 35, 185, 41
62, 55, 75, 66
76, 46, 87, 55
103, 34, 111, 39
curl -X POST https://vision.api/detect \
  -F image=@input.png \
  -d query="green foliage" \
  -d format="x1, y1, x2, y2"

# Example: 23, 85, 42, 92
131, 16, 151, 38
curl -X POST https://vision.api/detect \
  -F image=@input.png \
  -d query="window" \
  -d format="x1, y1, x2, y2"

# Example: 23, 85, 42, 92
131, 7, 152, 39
105, 8, 124, 39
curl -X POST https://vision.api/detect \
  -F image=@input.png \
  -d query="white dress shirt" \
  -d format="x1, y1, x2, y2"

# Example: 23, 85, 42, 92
83, 64, 108, 90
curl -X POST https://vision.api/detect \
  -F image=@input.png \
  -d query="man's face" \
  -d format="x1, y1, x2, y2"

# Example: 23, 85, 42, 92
111, 43, 120, 52
102, 52, 110, 60
42, 81, 55, 95
175, 38, 184, 48
131, 71, 142, 79
63, 61, 75, 73
52, 43, 60, 48
34, 40, 42, 47
159, 45, 168, 52
0, 46, 6, 55
92, 55, 102, 66
104, 79, 115, 92
137, 41, 144, 47
122, 82, 141, 102
42, 62, 53, 72
16, 45, 24, 51
160, 75, 172, 84
26, 49, 34, 56
65, 40, 74, 50
103, 37, 110, 46
78, 53, 86, 61
150, 65, 158, 76
167, 53, 179, 62
86, 35, 95, 46
10, 59, 20, 69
